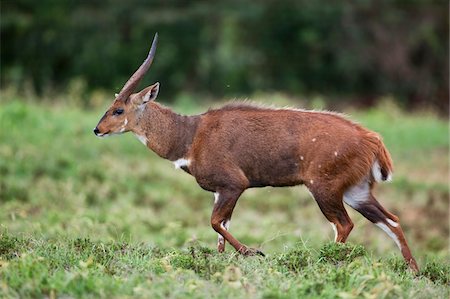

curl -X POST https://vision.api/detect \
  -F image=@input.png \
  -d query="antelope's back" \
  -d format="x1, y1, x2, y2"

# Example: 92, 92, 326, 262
191, 104, 367, 187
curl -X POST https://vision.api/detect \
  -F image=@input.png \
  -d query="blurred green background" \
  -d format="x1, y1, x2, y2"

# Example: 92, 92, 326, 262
1, 0, 448, 111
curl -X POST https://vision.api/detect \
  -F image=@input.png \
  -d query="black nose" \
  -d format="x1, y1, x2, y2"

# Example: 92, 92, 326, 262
93, 127, 100, 135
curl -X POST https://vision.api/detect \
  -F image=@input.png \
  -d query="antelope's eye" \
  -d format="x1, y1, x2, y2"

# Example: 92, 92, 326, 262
113, 108, 124, 116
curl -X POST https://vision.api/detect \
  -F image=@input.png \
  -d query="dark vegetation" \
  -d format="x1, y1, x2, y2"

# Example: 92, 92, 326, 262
1, 0, 448, 111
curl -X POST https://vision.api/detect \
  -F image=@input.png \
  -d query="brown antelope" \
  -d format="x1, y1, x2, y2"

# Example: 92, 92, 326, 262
94, 33, 419, 272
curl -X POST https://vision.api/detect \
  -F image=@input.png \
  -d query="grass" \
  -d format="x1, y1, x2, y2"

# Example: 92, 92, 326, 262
0, 97, 449, 298
1, 233, 448, 298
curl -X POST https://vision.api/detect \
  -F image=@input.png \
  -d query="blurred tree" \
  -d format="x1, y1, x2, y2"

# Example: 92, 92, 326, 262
0, 0, 447, 111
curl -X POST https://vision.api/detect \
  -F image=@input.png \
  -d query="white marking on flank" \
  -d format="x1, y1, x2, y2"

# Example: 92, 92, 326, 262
310, 179, 314, 184
312, 138, 316, 142
386, 218, 399, 227
330, 222, 338, 242
133, 133, 148, 146
376, 222, 401, 249
343, 178, 370, 208
173, 158, 191, 169
334, 151, 338, 156
318, 164, 322, 168
300, 156, 304, 160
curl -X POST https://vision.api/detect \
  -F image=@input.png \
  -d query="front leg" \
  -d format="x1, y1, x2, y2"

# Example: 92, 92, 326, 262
211, 188, 265, 256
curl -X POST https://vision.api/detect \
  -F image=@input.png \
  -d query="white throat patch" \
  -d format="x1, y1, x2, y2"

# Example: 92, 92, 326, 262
133, 133, 148, 146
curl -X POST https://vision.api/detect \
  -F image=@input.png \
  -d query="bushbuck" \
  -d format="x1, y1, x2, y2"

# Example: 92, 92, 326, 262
94, 33, 419, 272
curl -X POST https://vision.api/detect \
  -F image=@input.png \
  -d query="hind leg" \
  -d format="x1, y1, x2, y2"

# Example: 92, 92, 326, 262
309, 187, 354, 243
344, 180, 419, 272
214, 192, 231, 253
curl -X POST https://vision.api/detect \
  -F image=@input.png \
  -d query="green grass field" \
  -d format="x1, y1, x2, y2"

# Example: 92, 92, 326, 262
0, 97, 449, 298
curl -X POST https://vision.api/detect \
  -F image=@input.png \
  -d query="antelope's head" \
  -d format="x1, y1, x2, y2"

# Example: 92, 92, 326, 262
94, 33, 160, 137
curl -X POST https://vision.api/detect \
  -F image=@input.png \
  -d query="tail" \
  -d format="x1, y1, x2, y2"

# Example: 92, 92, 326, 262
370, 133, 393, 183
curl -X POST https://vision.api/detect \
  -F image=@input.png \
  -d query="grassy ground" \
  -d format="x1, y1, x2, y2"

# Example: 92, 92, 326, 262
0, 97, 449, 298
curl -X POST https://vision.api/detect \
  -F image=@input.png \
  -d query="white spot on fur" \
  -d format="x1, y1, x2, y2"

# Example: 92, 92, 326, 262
318, 164, 322, 168
217, 218, 230, 247
133, 133, 148, 146
312, 138, 316, 142
334, 151, 338, 156
218, 235, 224, 246
330, 222, 338, 242
376, 222, 401, 249
119, 118, 128, 133
214, 192, 219, 204
221, 219, 230, 230
310, 179, 314, 184
173, 158, 191, 169
300, 156, 304, 160
386, 218, 399, 227
343, 178, 370, 208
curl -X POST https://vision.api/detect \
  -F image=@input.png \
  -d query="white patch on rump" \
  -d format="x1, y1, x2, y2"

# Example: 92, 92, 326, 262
376, 222, 401, 249
371, 160, 383, 182
386, 218, 399, 227
330, 222, 338, 242
372, 160, 393, 183
173, 158, 191, 169
133, 133, 148, 146
343, 178, 370, 209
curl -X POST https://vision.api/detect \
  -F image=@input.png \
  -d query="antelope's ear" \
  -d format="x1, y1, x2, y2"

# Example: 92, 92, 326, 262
135, 82, 160, 105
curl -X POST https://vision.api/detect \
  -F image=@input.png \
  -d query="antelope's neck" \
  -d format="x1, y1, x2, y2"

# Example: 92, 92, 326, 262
132, 102, 200, 161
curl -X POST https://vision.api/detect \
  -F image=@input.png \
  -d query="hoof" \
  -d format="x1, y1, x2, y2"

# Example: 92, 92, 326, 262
408, 259, 420, 274
240, 247, 265, 257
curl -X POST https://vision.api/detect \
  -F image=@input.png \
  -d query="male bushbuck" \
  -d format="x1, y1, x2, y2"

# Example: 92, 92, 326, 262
94, 33, 419, 272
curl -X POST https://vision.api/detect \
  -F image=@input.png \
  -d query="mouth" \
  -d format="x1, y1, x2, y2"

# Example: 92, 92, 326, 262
95, 130, 110, 138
